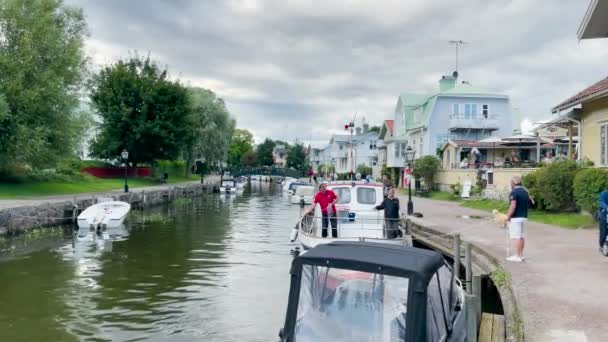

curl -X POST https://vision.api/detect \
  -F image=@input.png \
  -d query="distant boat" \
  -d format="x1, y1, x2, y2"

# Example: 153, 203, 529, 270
219, 179, 238, 193
77, 201, 131, 231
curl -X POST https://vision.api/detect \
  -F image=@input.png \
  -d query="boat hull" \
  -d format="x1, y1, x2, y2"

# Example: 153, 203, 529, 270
77, 201, 131, 230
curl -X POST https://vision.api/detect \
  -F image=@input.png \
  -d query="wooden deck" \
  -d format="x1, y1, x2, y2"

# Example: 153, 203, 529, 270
479, 313, 505, 342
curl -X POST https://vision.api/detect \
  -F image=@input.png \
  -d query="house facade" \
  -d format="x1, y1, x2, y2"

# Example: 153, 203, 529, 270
373, 120, 393, 180
393, 73, 515, 159
552, 77, 608, 167
272, 144, 288, 167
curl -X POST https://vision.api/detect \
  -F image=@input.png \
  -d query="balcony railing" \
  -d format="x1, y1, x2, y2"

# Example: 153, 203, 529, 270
448, 114, 499, 131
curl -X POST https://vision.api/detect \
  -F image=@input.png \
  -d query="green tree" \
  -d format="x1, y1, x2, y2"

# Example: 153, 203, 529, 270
411, 156, 441, 187
356, 164, 372, 177
256, 138, 275, 166
368, 126, 381, 134
89, 56, 190, 165
240, 150, 257, 167
286, 143, 308, 172
185, 87, 235, 177
227, 129, 253, 168
0, 0, 89, 170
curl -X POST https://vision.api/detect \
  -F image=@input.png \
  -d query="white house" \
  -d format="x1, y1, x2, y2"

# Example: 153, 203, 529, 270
314, 124, 379, 176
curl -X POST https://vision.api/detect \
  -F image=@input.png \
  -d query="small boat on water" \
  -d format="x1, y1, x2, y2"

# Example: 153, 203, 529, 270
287, 182, 309, 195
219, 179, 238, 193
282, 177, 298, 192
291, 181, 410, 249
279, 242, 466, 342
290, 185, 314, 205
77, 200, 131, 231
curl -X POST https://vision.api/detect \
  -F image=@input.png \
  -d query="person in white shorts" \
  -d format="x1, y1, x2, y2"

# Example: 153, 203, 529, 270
506, 176, 530, 262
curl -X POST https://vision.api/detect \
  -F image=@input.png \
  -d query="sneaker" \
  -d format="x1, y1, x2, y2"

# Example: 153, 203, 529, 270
506, 255, 523, 262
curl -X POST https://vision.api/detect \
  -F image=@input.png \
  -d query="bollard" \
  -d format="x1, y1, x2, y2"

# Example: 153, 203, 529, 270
465, 242, 472, 294
453, 234, 461, 282
472, 274, 482, 323
466, 293, 478, 342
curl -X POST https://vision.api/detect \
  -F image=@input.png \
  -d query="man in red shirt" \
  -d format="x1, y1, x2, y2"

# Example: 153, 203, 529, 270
304, 182, 339, 238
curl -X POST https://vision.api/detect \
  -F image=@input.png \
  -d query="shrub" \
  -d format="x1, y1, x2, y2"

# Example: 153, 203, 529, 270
522, 170, 544, 209
412, 156, 441, 186
573, 168, 608, 215
536, 160, 580, 211
356, 164, 372, 178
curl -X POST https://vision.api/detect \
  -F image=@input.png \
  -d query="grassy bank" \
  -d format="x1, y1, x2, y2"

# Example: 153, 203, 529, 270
410, 190, 596, 229
0, 175, 199, 199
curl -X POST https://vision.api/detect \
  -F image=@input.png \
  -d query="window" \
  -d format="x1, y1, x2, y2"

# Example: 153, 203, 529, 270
464, 103, 478, 119
414, 107, 421, 123
339, 144, 343, 150
599, 124, 606, 164
394, 143, 400, 158
357, 188, 377, 204
419, 136, 424, 156
332, 187, 351, 204
426, 266, 459, 342
294, 265, 409, 342
482, 104, 489, 118
452, 103, 459, 115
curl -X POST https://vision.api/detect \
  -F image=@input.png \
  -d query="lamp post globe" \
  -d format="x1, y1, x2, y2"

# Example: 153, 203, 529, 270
404, 146, 416, 215
122, 149, 129, 193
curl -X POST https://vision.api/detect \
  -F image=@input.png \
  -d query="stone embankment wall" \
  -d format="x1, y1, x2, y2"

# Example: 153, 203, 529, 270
0, 179, 220, 237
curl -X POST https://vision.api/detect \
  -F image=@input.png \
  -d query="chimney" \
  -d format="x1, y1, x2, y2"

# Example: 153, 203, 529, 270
363, 123, 369, 134
439, 71, 458, 92
356, 127, 362, 135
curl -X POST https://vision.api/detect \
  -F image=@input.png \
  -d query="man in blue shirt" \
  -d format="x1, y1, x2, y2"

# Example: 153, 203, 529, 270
506, 176, 529, 262
599, 190, 608, 252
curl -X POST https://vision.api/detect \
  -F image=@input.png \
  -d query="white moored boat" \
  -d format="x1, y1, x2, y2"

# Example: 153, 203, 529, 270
291, 181, 411, 249
290, 185, 314, 205
77, 200, 131, 231
219, 179, 238, 193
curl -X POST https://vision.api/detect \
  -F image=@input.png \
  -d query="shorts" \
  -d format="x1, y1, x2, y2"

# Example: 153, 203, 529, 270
508, 218, 527, 239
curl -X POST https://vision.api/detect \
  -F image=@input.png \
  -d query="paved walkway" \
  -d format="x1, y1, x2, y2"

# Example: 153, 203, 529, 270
0, 180, 208, 210
400, 196, 607, 342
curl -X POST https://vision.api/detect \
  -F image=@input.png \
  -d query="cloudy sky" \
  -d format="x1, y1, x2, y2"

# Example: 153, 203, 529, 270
70, 0, 608, 144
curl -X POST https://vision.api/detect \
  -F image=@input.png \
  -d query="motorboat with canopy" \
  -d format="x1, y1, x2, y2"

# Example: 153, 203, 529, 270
279, 242, 466, 342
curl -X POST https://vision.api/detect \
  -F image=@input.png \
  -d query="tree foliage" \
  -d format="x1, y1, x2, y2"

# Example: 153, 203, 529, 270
0, 0, 89, 169
411, 156, 441, 186
227, 129, 253, 168
573, 168, 608, 215
88, 56, 190, 165
240, 150, 257, 167
286, 143, 308, 172
256, 138, 275, 166
185, 87, 235, 175
356, 164, 372, 177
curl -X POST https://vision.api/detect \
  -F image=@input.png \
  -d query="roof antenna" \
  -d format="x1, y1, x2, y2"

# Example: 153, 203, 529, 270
448, 40, 467, 76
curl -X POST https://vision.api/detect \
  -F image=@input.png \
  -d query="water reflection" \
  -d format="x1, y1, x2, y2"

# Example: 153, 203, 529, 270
0, 182, 299, 341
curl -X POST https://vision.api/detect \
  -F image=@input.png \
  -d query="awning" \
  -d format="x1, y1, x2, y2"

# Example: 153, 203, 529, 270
578, 0, 608, 40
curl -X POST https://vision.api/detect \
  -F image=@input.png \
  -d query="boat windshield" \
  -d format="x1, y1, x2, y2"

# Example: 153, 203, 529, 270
221, 180, 235, 187
294, 265, 409, 342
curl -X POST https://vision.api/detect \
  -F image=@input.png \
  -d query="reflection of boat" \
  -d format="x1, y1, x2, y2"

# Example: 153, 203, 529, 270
290, 186, 314, 205
219, 179, 237, 193
293, 181, 410, 249
77, 200, 131, 231
279, 241, 466, 342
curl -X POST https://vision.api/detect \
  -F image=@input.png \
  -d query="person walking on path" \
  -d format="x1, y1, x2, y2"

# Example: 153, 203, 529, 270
506, 175, 529, 262
599, 189, 608, 253
304, 182, 339, 238
375, 188, 401, 239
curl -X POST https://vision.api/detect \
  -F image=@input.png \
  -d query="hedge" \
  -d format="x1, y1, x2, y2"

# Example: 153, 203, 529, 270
573, 168, 608, 215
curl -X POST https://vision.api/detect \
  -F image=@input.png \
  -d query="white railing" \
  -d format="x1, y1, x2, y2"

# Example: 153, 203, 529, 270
448, 114, 499, 130
299, 211, 404, 239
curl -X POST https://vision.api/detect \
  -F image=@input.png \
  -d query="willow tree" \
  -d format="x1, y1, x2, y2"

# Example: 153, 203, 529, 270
185, 87, 235, 177
0, 0, 89, 170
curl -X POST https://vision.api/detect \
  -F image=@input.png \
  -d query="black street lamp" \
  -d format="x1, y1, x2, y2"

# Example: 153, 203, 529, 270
121, 149, 129, 193
404, 146, 416, 215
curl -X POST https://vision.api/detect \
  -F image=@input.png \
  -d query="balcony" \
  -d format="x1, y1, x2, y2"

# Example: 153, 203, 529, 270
448, 114, 499, 131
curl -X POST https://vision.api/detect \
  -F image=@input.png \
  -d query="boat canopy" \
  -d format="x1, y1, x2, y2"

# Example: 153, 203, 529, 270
280, 242, 461, 342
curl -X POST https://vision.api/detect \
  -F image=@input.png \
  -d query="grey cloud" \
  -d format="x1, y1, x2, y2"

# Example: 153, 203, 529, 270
69, 0, 608, 142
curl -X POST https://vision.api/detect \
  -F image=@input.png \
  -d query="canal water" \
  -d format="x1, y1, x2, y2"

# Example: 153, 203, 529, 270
0, 182, 302, 342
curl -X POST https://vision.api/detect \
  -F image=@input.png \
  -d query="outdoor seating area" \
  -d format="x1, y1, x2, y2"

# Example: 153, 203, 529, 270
441, 134, 577, 170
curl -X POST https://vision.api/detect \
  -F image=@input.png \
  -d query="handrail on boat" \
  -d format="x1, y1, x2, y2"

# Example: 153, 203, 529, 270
298, 213, 404, 239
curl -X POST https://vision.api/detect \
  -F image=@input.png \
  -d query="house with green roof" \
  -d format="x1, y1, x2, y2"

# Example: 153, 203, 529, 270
394, 72, 514, 158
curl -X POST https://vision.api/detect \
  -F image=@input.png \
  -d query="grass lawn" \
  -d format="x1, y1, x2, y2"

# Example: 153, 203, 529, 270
0, 175, 199, 199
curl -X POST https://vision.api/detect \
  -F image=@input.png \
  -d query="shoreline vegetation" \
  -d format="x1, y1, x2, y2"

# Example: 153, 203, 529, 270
0, 175, 199, 199
401, 190, 596, 229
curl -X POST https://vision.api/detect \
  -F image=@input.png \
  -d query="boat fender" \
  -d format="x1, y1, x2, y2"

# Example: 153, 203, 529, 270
289, 227, 299, 242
